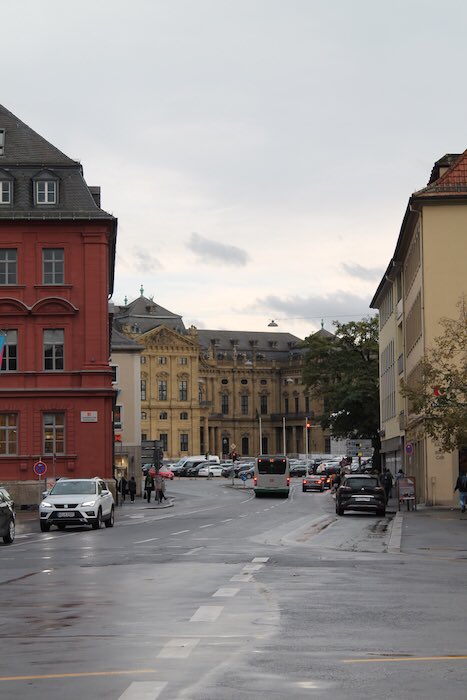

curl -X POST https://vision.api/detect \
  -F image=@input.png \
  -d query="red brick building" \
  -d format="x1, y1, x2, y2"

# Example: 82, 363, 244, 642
0, 105, 117, 502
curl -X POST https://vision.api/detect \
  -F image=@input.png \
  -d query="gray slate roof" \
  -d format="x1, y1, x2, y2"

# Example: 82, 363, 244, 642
197, 329, 304, 361
111, 326, 143, 352
0, 104, 115, 222
114, 295, 186, 335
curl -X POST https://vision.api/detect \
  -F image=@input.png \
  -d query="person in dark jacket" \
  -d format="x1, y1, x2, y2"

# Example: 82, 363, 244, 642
118, 476, 128, 502
454, 470, 467, 513
128, 476, 137, 502
381, 468, 393, 503
144, 473, 155, 503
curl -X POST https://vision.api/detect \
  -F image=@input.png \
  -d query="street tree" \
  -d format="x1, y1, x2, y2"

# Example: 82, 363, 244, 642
301, 317, 380, 461
401, 298, 467, 452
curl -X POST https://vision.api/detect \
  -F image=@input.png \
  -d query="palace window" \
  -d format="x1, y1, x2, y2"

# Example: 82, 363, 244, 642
43, 248, 64, 284
0, 249, 17, 285
179, 380, 188, 401
180, 433, 188, 451
158, 380, 168, 401
1, 330, 17, 371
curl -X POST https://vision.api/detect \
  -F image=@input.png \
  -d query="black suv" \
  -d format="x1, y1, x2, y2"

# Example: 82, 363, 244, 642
335, 474, 386, 516
0, 490, 15, 544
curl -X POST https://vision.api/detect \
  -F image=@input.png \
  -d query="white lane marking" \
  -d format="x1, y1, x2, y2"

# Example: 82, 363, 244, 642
252, 557, 269, 563
240, 497, 254, 503
231, 574, 253, 582
242, 563, 263, 572
239, 514, 248, 518
171, 530, 189, 535
157, 638, 200, 659
190, 606, 224, 622
213, 587, 239, 597
117, 681, 167, 699
199, 523, 213, 529
221, 518, 233, 522
182, 547, 204, 556
134, 537, 159, 544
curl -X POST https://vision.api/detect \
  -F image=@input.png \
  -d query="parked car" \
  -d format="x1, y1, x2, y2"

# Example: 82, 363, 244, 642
142, 465, 174, 480
39, 477, 115, 531
0, 485, 14, 509
335, 474, 386, 516
234, 462, 254, 477
315, 462, 341, 487
198, 465, 223, 477
302, 475, 326, 492
0, 490, 15, 544
290, 464, 307, 477
186, 461, 219, 477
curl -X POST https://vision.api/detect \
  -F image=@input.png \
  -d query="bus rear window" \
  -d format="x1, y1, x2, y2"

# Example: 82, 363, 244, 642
257, 459, 287, 475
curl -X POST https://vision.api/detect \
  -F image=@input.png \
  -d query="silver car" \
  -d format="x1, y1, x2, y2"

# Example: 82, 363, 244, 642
39, 477, 114, 532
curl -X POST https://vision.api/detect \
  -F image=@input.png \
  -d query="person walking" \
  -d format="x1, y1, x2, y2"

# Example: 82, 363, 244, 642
454, 470, 467, 513
144, 472, 155, 503
381, 468, 393, 504
128, 476, 137, 503
155, 473, 168, 504
118, 475, 128, 502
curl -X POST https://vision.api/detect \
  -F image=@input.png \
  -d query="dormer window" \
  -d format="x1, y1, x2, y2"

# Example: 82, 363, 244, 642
0, 129, 5, 156
36, 180, 57, 204
33, 170, 59, 205
0, 180, 11, 204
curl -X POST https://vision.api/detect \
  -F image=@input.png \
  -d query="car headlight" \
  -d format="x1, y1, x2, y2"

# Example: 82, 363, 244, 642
81, 499, 96, 507
41, 501, 53, 508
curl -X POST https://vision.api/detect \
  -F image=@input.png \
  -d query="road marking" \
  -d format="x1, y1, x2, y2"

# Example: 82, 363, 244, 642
181, 547, 204, 555
157, 638, 200, 659
239, 514, 248, 518
0, 669, 158, 682
213, 587, 239, 597
190, 606, 224, 622
242, 563, 263, 572
343, 655, 467, 664
252, 557, 269, 563
171, 530, 189, 535
199, 523, 213, 528
134, 537, 160, 544
221, 518, 233, 522
118, 681, 168, 699
231, 574, 253, 582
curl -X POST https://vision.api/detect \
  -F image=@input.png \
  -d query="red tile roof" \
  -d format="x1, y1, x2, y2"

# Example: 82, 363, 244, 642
415, 149, 467, 197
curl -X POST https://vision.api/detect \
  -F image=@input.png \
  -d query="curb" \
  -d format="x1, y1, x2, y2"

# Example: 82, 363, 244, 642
387, 511, 403, 553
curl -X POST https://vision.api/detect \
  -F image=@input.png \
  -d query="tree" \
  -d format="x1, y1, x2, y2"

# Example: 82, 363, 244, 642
301, 317, 380, 458
401, 298, 467, 452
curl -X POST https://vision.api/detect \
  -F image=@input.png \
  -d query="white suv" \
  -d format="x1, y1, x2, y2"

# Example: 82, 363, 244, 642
39, 477, 114, 532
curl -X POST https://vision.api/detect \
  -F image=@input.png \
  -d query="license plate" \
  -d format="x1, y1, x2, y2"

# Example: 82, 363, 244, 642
355, 496, 371, 502
58, 512, 75, 518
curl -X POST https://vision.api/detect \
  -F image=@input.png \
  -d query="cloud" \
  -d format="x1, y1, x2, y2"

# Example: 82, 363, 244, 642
133, 247, 164, 273
341, 262, 385, 282
243, 291, 376, 325
187, 233, 249, 266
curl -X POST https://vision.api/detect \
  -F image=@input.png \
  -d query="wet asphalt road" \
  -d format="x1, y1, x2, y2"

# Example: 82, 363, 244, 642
1, 478, 467, 699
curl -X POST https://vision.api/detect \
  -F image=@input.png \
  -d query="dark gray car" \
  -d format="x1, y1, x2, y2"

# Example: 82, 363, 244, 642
335, 474, 386, 516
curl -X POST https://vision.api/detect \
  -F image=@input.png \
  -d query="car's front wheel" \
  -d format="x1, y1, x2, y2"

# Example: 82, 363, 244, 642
104, 506, 114, 528
3, 518, 15, 544
40, 521, 50, 532
91, 508, 102, 530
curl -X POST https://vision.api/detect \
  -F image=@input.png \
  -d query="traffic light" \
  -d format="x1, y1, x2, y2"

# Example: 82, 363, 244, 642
114, 433, 122, 442
306, 418, 311, 429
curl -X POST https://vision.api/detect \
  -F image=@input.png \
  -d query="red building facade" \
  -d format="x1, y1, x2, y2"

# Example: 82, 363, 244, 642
0, 105, 117, 499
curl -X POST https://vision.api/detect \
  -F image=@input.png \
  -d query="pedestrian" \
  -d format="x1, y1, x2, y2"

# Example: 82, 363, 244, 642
118, 475, 128, 502
128, 476, 137, 502
144, 472, 155, 503
454, 470, 467, 513
154, 472, 168, 503
395, 468, 405, 482
381, 468, 393, 504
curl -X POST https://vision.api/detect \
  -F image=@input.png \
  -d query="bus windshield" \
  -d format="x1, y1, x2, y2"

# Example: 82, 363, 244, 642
257, 458, 287, 475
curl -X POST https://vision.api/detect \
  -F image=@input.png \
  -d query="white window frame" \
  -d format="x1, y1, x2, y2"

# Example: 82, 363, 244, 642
36, 180, 57, 205
0, 180, 11, 204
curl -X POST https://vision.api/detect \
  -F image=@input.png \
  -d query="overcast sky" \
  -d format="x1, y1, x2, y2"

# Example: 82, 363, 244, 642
4, 0, 467, 338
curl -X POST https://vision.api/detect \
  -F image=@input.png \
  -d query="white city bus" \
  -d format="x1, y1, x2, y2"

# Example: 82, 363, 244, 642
254, 455, 290, 497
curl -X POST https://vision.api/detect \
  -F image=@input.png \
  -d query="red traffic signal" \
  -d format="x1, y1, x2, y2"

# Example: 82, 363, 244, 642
114, 433, 122, 442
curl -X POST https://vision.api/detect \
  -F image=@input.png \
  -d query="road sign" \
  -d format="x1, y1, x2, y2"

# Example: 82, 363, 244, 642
405, 442, 413, 455
33, 460, 47, 476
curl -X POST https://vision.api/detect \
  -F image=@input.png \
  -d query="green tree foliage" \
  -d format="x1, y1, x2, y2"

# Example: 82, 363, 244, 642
401, 298, 467, 452
302, 317, 380, 443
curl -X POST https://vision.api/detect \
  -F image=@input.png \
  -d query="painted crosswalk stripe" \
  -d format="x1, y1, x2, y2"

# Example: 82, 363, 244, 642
213, 587, 239, 597
242, 563, 263, 572
134, 538, 159, 544
230, 573, 253, 582
182, 547, 204, 555
117, 681, 167, 699
252, 557, 269, 563
221, 518, 233, 522
190, 606, 223, 622
171, 530, 189, 535
199, 523, 213, 528
157, 638, 200, 659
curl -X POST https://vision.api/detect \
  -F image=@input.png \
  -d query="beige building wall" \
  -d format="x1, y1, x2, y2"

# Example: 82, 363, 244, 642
111, 348, 142, 482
